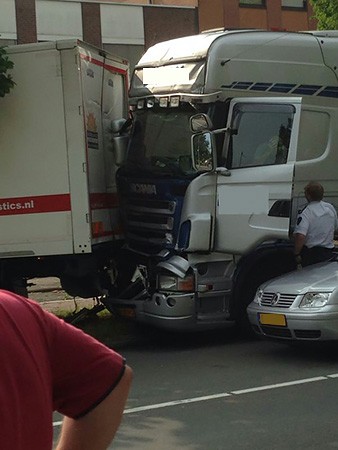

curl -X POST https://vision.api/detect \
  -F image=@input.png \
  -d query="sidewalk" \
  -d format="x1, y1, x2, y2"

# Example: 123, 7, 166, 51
28, 277, 95, 314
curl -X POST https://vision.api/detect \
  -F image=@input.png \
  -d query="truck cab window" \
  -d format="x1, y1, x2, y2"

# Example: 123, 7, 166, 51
297, 110, 329, 161
227, 103, 295, 169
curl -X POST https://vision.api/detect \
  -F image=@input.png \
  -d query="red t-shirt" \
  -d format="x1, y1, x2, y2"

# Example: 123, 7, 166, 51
0, 290, 125, 450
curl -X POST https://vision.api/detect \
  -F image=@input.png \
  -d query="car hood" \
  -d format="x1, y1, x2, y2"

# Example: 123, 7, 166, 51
261, 260, 338, 294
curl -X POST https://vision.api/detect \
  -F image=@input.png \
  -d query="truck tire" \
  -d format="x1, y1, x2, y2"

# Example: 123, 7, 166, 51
60, 274, 103, 298
2, 277, 28, 298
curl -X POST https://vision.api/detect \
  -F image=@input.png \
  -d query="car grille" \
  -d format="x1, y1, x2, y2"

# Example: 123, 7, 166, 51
259, 326, 321, 340
260, 292, 297, 308
294, 329, 321, 339
261, 326, 292, 338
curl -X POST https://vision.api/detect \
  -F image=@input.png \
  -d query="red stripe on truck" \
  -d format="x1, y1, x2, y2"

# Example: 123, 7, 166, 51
0, 194, 71, 216
79, 53, 128, 75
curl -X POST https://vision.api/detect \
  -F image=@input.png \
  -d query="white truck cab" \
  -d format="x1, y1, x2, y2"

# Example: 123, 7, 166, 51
111, 29, 338, 332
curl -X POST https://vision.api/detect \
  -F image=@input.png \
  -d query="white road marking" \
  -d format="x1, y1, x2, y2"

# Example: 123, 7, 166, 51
230, 376, 327, 395
124, 392, 232, 414
52, 373, 337, 427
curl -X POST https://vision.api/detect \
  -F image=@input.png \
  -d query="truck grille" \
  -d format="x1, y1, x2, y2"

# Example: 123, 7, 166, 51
260, 292, 297, 308
125, 199, 177, 251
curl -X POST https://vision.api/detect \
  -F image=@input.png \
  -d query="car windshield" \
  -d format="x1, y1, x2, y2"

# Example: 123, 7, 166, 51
124, 107, 198, 177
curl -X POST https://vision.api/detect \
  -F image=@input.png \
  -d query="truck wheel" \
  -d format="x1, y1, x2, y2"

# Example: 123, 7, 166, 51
2, 277, 28, 298
60, 274, 103, 298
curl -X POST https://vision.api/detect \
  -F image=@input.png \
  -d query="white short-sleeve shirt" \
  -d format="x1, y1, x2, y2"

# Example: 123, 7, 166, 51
294, 201, 338, 248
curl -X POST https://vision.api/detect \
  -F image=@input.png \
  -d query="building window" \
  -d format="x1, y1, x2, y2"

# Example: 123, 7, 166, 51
239, 0, 265, 6
282, 0, 307, 9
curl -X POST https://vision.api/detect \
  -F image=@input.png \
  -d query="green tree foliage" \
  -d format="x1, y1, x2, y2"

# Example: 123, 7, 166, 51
310, 0, 338, 30
0, 47, 15, 98
194, 133, 213, 170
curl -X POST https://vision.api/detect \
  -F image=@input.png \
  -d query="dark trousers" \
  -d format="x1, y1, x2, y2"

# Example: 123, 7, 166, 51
301, 246, 334, 267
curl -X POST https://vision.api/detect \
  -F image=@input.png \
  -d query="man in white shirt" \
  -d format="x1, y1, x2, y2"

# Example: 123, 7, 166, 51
294, 181, 338, 267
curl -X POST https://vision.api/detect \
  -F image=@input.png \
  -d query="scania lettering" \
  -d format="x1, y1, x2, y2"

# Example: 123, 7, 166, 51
130, 184, 157, 195
111, 29, 338, 332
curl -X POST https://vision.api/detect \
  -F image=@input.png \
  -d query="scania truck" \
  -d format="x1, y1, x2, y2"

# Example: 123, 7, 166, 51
0, 40, 129, 297
110, 29, 338, 332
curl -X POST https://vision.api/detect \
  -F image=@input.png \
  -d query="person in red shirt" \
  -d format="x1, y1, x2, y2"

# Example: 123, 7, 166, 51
0, 290, 132, 450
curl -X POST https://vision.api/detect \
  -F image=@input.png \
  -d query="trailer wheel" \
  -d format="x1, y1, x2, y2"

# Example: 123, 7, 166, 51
1, 277, 28, 298
60, 274, 103, 299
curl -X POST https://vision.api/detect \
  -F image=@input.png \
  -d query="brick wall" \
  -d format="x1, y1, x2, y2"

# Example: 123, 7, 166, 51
12, 1, 197, 49
267, 0, 283, 30
143, 6, 198, 49
223, 0, 240, 29
15, 0, 37, 44
82, 3, 102, 48
198, 0, 317, 32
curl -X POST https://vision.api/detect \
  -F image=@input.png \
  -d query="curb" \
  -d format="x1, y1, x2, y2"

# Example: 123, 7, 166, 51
38, 298, 97, 314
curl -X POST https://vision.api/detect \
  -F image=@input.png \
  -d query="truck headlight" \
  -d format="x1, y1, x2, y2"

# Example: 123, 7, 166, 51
299, 292, 331, 308
158, 274, 194, 292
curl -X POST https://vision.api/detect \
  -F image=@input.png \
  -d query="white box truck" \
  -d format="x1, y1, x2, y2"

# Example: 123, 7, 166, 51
0, 40, 129, 297
109, 29, 338, 332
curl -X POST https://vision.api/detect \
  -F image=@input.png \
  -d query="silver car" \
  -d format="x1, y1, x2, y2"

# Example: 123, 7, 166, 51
247, 260, 338, 341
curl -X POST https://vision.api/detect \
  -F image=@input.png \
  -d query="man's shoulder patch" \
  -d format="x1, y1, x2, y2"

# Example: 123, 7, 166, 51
297, 216, 302, 225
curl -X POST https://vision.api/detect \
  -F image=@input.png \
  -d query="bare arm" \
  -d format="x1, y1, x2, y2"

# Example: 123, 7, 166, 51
294, 232, 306, 256
56, 365, 133, 450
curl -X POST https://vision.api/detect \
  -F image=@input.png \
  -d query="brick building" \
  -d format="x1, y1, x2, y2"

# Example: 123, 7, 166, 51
1, 0, 317, 70
1, 0, 198, 69
198, 0, 317, 32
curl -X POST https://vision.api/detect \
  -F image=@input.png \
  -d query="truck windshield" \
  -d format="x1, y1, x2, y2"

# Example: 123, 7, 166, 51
124, 107, 198, 177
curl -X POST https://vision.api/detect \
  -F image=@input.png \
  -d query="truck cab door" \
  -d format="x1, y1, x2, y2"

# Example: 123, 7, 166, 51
214, 97, 301, 254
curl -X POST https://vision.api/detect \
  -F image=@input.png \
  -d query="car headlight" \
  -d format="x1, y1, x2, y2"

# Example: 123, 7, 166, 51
158, 274, 194, 292
253, 288, 264, 304
299, 292, 331, 308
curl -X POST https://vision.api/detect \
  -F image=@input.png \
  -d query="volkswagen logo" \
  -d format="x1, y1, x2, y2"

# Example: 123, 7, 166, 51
270, 293, 280, 305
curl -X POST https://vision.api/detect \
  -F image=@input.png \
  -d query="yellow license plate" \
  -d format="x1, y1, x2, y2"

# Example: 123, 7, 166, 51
259, 313, 286, 327
118, 307, 136, 319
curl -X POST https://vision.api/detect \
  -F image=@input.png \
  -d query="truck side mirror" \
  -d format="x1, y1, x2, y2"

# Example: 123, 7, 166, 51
191, 131, 214, 172
110, 118, 130, 166
190, 113, 213, 133
113, 135, 129, 166
111, 118, 127, 133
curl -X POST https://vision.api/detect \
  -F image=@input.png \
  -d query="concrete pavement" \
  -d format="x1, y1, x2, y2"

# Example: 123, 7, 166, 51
28, 277, 95, 314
